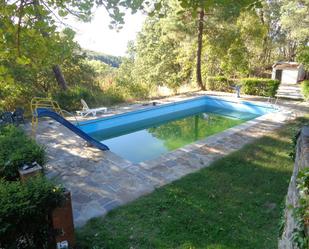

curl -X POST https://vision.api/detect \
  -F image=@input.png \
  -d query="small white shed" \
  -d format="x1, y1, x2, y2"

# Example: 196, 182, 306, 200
271, 62, 306, 84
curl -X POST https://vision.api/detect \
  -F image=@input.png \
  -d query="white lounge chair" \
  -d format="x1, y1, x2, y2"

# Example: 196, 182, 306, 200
76, 99, 107, 117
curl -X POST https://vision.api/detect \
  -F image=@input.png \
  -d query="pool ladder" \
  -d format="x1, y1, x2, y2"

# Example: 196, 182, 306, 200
31, 97, 81, 136
267, 96, 279, 109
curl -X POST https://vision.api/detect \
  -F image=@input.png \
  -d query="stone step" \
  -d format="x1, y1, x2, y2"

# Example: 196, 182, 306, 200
277, 90, 302, 94
278, 86, 301, 89
276, 83, 303, 100
278, 85, 301, 89
277, 90, 302, 95
277, 89, 302, 93
276, 94, 303, 100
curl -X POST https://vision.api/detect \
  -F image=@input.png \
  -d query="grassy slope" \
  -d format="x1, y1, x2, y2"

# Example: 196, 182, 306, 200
77, 117, 309, 249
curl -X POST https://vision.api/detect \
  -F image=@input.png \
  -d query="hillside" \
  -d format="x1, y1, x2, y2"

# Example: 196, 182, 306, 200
84, 50, 122, 68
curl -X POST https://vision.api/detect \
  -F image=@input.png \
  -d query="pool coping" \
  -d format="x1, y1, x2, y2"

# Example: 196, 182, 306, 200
31, 92, 301, 227
95, 95, 290, 169
77, 94, 276, 127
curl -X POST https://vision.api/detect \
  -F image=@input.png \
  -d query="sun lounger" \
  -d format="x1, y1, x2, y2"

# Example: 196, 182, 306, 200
76, 99, 107, 117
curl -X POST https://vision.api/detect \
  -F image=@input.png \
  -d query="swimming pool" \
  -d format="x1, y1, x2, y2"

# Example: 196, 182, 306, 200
79, 96, 275, 163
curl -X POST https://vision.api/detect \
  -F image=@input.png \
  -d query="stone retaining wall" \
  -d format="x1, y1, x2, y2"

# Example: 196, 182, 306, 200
278, 127, 309, 249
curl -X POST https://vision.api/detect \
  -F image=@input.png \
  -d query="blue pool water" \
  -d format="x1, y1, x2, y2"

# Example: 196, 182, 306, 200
79, 96, 275, 163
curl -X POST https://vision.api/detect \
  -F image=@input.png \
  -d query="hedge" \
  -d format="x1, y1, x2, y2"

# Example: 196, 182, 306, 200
205, 77, 280, 97
0, 125, 45, 180
239, 78, 280, 97
301, 80, 309, 101
206, 76, 234, 92
0, 176, 65, 249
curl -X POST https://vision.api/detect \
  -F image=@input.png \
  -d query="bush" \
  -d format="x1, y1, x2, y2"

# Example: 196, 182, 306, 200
117, 81, 150, 100
0, 176, 65, 249
52, 86, 94, 111
52, 85, 124, 111
205, 76, 280, 97
0, 125, 45, 180
239, 78, 280, 97
301, 80, 309, 101
206, 76, 234, 92
292, 168, 309, 249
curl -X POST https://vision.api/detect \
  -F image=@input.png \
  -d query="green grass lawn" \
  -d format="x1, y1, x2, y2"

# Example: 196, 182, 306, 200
76, 117, 309, 249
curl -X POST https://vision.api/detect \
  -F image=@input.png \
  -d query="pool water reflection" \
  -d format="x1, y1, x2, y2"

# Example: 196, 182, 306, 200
97, 112, 252, 163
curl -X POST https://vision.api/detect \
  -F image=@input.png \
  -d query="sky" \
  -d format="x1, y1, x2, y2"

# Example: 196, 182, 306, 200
66, 7, 146, 57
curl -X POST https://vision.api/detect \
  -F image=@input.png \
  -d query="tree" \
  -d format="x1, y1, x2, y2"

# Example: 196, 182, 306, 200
297, 46, 309, 71
279, 0, 309, 60
1, 0, 93, 90
0, 0, 150, 91
116, 1, 196, 94
176, 0, 257, 89
236, 10, 268, 75
89, 0, 259, 89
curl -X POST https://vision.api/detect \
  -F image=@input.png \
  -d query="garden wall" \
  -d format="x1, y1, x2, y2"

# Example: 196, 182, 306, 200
278, 127, 309, 249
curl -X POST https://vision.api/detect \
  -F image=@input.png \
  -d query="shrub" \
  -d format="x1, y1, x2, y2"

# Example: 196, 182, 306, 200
0, 125, 45, 180
292, 168, 309, 249
115, 73, 151, 100
52, 86, 95, 111
206, 76, 234, 92
0, 176, 65, 249
239, 78, 280, 97
52, 85, 124, 111
96, 84, 126, 105
301, 80, 309, 101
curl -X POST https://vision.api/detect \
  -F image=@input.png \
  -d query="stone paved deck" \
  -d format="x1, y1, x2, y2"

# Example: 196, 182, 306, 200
26, 91, 309, 226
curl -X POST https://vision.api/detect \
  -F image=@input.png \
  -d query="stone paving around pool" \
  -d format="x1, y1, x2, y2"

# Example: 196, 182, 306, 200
26, 91, 309, 226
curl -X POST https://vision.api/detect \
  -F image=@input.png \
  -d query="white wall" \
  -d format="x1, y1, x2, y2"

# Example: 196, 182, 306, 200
281, 69, 299, 84
271, 69, 276, 80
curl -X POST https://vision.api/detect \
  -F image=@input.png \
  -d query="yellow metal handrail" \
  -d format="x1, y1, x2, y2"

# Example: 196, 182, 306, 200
30, 97, 64, 136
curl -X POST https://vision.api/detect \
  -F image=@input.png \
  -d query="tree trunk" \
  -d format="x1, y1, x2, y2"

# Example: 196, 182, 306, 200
33, 0, 68, 90
258, 9, 269, 65
196, 10, 205, 90
52, 65, 68, 90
